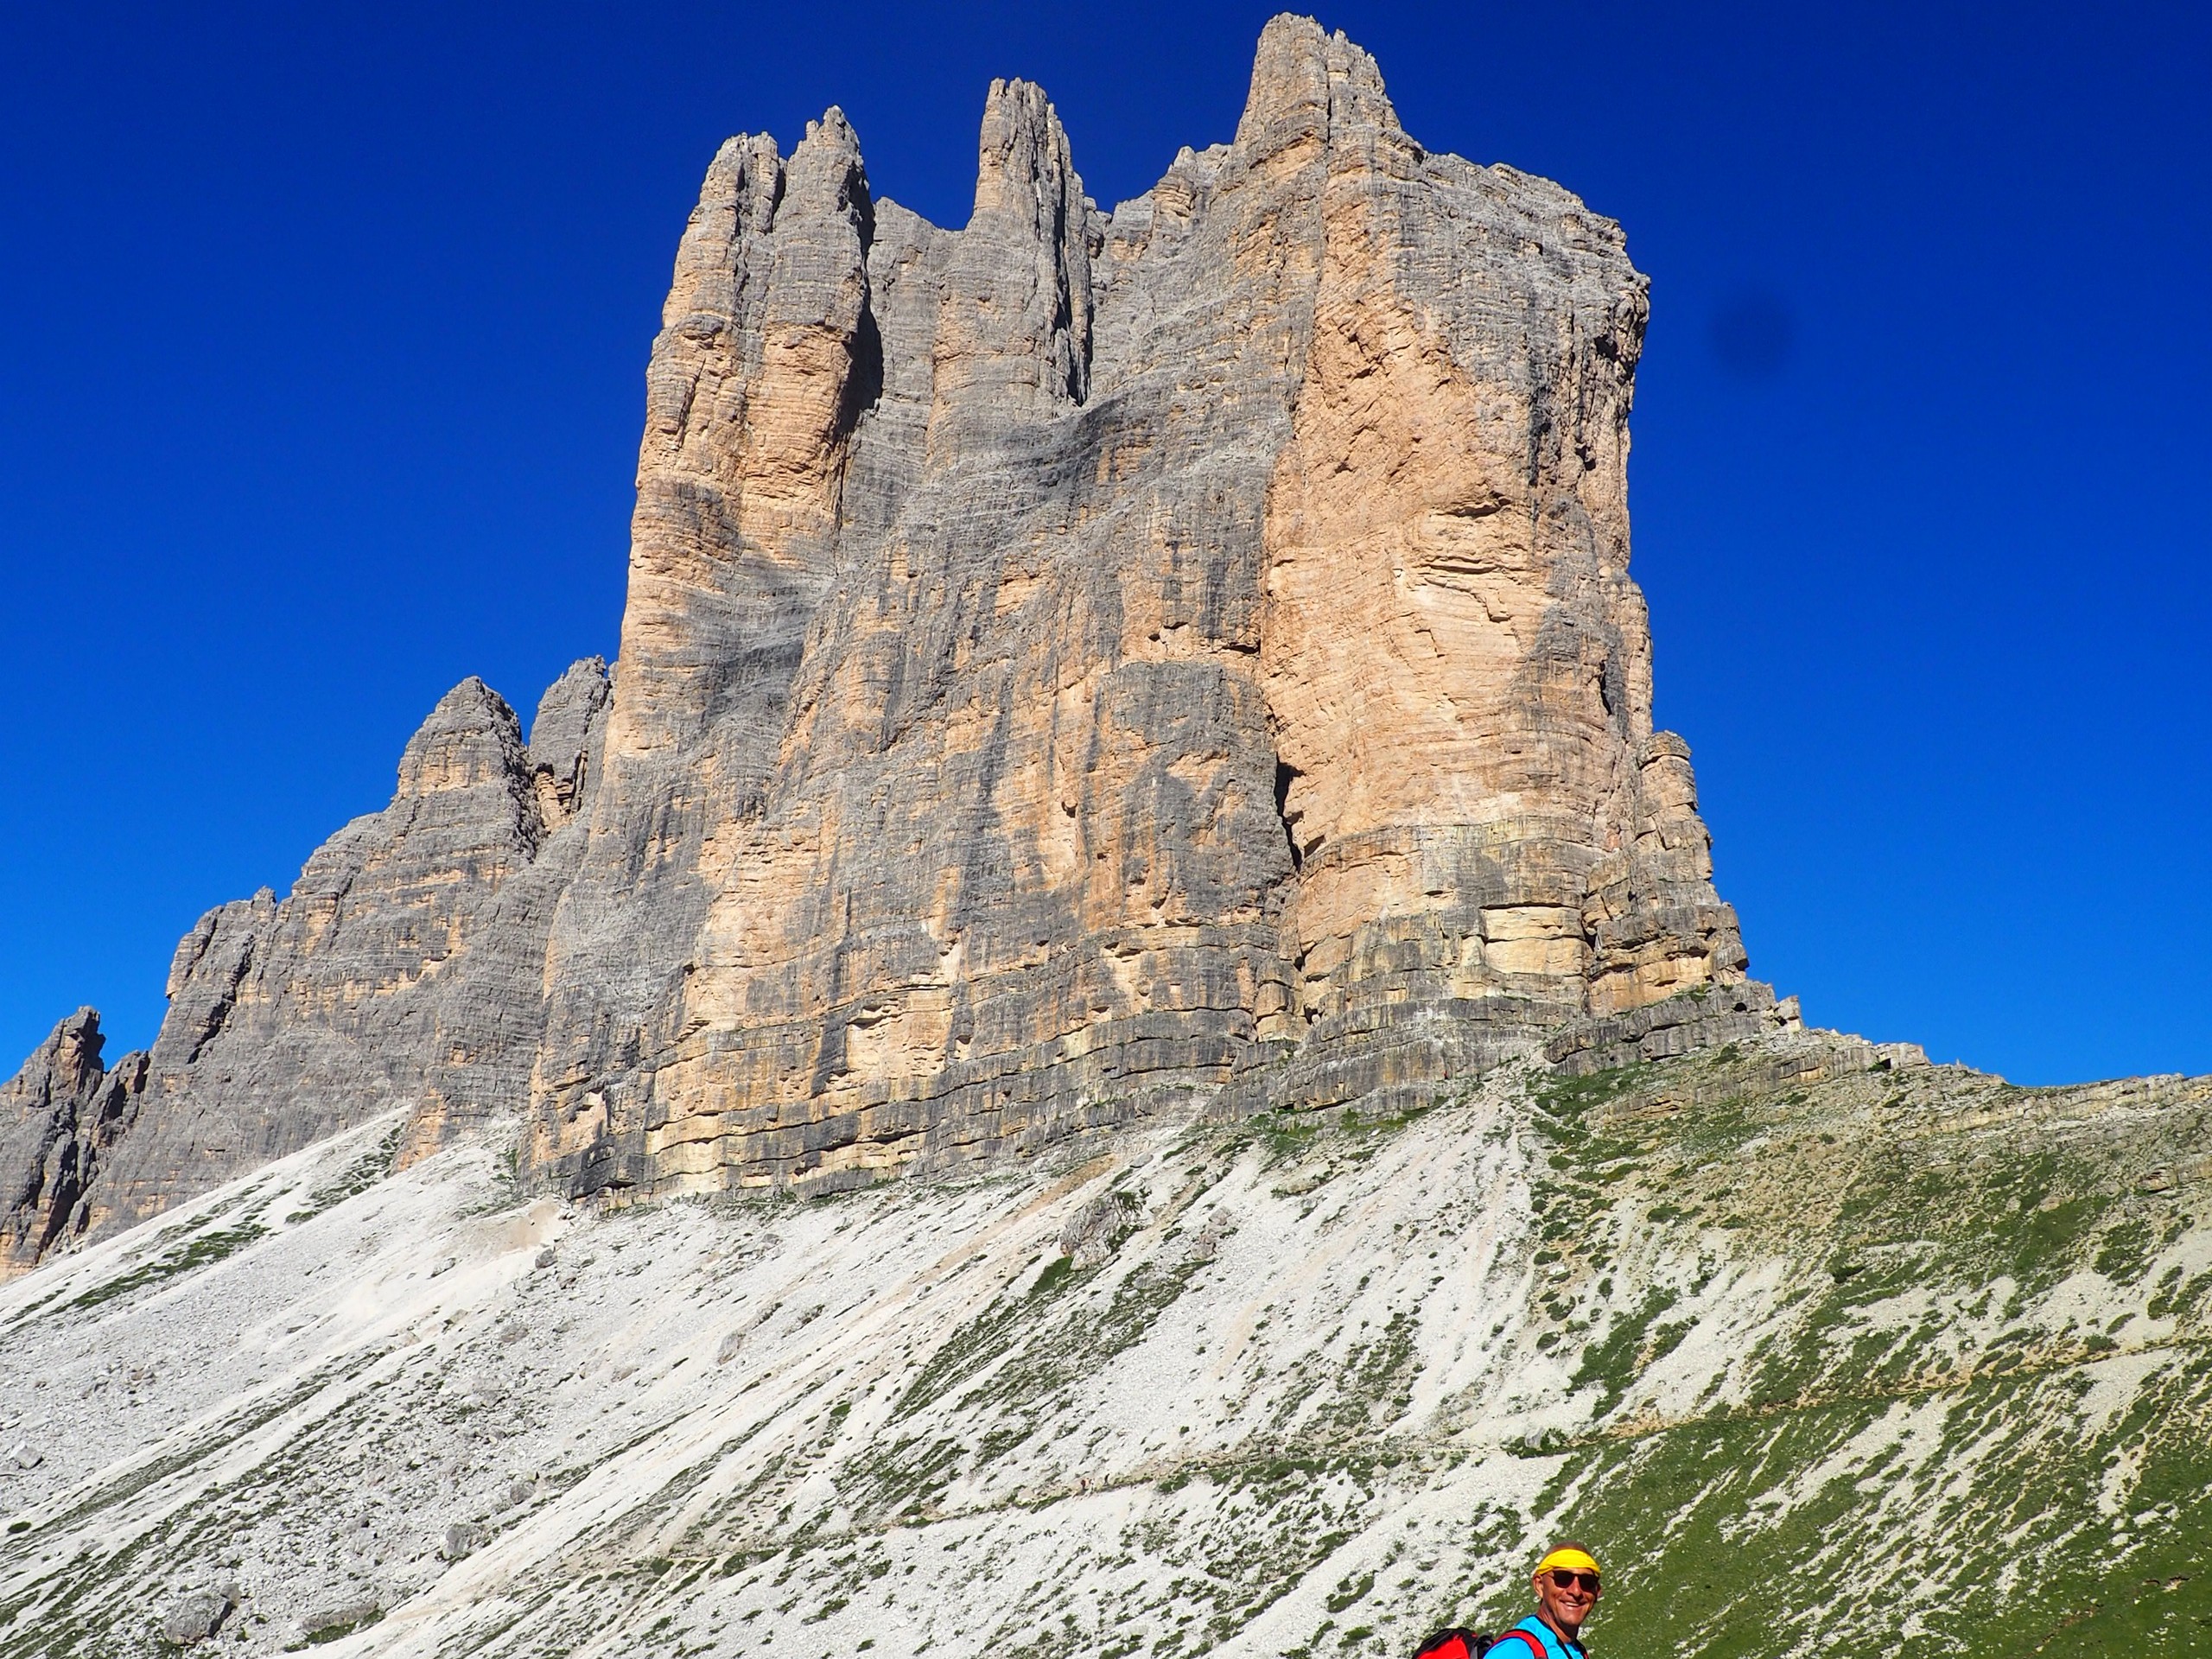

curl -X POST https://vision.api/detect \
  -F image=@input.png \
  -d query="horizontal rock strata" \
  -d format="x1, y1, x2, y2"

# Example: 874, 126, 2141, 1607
527, 16, 1761, 1199
3, 16, 1778, 1269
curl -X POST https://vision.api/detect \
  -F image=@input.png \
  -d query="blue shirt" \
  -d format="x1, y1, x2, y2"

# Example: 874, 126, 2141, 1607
1504, 1616, 1589, 1659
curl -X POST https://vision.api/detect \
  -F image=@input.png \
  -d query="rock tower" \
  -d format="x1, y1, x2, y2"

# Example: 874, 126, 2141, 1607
2, 16, 1788, 1275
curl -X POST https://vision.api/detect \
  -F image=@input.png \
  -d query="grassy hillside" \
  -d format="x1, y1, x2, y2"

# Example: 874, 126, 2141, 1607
0, 1028, 2202, 1657
1495, 1052, 2212, 1657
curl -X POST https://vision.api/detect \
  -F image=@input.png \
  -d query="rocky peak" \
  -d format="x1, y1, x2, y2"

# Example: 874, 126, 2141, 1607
1, 661, 609, 1274
394, 677, 530, 798
660, 132, 781, 341
521, 16, 1771, 1202
6, 20, 1783, 1268
938, 77, 1094, 412
9, 1007, 104, 1104
372, 674, 543, 875
527, 656, 610, 829
0, 1007, 145, 1268
1233, 13, 1405, 161
782, 107, 871, 237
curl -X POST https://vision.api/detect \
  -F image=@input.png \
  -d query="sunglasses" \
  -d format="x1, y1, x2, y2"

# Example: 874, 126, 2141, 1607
1547, 1570, 1601, 1594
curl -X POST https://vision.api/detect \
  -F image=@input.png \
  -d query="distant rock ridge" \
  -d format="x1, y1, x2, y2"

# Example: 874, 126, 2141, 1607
0, 1008, 143, 1268
0, 664, 610, 1274
2, 16, 1795, 1278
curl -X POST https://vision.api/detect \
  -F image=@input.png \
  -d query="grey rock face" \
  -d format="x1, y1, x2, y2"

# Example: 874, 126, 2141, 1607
1, 663, 608, 1274
0, 1009, 145, 1274
523, 16, 1763, 1199
6, 19, 1772, 1269
86, 677, 569, 1224
400, 661, 613, 1161
526, 656, 611, 830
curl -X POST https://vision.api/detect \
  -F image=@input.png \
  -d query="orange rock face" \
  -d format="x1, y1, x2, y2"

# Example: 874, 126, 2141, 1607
525, 19, 1757, 1199
2, 22, 1776, 1272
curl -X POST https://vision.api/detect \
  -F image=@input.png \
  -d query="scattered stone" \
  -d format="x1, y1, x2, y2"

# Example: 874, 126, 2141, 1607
1184, 1211, 1234, 1264
504, 1475, 536, 1508
296, 1594, 381, 1643
441, 1522, 485, 1561
4, 1443, 40, 1471
160, 1587, 235, 1644
1060, 1192, 1143, 1268
534, 1245, 556, 1268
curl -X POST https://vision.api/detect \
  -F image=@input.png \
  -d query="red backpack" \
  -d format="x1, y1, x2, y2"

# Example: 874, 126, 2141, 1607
1412, 1628, 1547, 1659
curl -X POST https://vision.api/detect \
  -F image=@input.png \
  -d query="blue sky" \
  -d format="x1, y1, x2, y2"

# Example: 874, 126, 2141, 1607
3, 2, 2207, 1084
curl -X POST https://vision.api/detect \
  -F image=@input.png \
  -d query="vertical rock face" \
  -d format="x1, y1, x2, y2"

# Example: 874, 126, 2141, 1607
400, 660, 613, 1161
3, 16, 1778, 1271
1243, 25, 1749, 1093
525, 14, 1761, 1200
0, 1009, 144, 1272
88, 677, 546, 1226
528, 111, 880, 1173
0, 662, 610, 1274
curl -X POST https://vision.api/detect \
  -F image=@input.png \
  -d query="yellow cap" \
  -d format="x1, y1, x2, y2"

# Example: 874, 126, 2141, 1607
1535, 1548, 1602, 1579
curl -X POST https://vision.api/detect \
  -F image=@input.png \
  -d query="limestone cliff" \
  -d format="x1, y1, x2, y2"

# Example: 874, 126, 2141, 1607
3, 16, 1784, 1274
527, 15, 1773, 1203
0, 1009, 143, 1268
0, 666, 609, 1276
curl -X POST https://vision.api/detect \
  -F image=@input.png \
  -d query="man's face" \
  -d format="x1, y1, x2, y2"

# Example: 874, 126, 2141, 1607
1534, 1567, 1600, 1636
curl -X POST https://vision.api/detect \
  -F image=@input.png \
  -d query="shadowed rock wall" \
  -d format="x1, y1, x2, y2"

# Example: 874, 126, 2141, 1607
525, 16, 1765, 1199
0, 664, 608, 1276
3, 16, 1783, 1273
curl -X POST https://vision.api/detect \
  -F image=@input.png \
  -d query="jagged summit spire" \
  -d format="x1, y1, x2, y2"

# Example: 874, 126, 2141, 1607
5, 16, 1769, 1272
785, 105, 872, 233
1235, 13, 1403, 159
394, 677, 529, 801
804, 104, 855, 144
937, 75, 1093, 409
970, 79, 1078, 225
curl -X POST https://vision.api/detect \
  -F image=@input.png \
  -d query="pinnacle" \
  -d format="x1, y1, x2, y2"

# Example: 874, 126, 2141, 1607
1235, 12, 1402, 157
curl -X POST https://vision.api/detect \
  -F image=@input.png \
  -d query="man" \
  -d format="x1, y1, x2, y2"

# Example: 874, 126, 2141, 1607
1497, 1541, 1603, 1658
